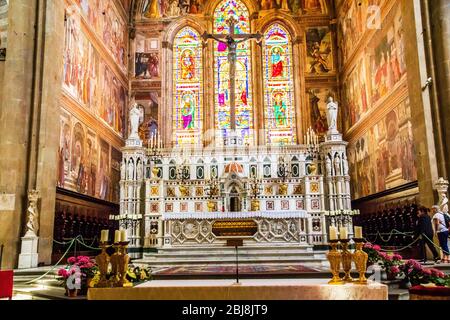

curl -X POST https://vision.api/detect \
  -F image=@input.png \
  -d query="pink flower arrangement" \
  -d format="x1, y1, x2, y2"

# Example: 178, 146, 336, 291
57, 256, 98, 293
390, 266, 400, 274
378, 252, 403, 278
400, 259, 449, 286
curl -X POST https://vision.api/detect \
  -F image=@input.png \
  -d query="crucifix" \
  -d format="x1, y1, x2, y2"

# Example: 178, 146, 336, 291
202, 17, 262, 145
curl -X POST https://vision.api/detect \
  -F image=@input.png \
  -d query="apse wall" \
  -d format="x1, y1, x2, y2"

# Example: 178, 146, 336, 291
337, 0, 417, 208
57, 0, 129, 211
131, 0, 338, 147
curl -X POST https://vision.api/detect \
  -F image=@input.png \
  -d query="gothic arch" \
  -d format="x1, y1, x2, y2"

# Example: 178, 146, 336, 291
160, 18, 207, 148
203, 0, 258, 18
256, 12, 302, 38
254, 13, 305, 146
162, 17, 207, 45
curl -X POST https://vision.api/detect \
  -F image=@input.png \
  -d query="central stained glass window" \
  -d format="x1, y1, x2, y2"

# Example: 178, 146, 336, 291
214, 0, 254, 145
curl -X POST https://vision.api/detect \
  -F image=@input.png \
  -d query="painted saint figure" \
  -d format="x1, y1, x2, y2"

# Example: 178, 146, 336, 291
273, 93, 287, 126
181, 94, 195, 130
181, 50, 195, 80
271, 47, 284, 78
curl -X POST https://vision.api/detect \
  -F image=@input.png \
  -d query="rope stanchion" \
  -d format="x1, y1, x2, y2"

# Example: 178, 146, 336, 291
25, 237, 79, 284
422, 233, 450, 255
363, 236, 421, 253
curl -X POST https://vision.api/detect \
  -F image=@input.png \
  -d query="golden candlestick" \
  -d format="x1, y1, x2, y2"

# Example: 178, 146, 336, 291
340, 239, 353, 282
327, 240, 344, 285
118, 242, 133, 287
352, 239, 368, 284
95, 242, 111, 288
110, 243, 122, 287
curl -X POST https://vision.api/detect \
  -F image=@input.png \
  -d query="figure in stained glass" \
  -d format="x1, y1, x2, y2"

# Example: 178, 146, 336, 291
273, 92, 287, 126
181, 93, 195, 130
181, 50, 195, 80
271, 47, 284, 77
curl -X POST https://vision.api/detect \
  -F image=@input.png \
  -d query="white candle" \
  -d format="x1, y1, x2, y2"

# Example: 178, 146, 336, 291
354, 226, 363, 239
329, 226, 338, 241
101, 230, 109, 242
339, 227, 348, 240
114, 230, 121, 243
120, 230, 127, 242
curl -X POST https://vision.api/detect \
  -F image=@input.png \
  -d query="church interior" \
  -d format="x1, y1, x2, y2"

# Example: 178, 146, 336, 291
0, 0, 450, 302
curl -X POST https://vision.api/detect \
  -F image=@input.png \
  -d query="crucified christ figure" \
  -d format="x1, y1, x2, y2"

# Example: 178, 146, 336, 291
202, 17, 262, 145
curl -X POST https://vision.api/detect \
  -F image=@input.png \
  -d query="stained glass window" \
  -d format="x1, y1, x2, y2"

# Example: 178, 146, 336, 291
214, 0, 254, 145
263, 24, 296, 145
173, 27, 203, 145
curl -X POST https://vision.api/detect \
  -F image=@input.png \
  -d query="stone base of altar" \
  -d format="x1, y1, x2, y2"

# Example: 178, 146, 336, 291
87, 279, 388, 300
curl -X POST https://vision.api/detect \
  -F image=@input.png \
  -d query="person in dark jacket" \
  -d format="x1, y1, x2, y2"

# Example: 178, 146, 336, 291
416, 206, 440, 263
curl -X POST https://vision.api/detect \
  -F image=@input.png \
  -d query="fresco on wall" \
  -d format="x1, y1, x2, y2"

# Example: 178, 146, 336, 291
141, 0, 204, 19
305, 27, 333, 74
137, 93, 160, 146
340, 4, 406, 132
74, 0, 128, 70
369, 6, 406, 105
301, 0, 328, 14
307, 88, 335, 136
63, 12, 127, 137
135, 35, 160, 79
58, 110, 120, 203
337, 0, 385, 65
341, 57, 370, 132
347, 99, 417, 199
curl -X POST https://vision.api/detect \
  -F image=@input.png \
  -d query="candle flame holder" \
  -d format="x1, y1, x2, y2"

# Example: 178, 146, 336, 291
327, 240, 344, 285
352, 239, 368, 284
118, 241, 133, 288
95, 242, 111, 288
340, 239, 353, 283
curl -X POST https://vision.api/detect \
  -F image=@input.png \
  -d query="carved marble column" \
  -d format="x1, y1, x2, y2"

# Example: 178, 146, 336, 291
18, 190, 40, 269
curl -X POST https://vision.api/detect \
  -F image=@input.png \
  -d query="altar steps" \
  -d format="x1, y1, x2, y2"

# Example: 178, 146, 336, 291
135, 245, 328, 268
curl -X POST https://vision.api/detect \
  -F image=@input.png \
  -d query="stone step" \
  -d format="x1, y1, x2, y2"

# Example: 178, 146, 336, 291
389, 289, 410, 300
144, 251, 323, 259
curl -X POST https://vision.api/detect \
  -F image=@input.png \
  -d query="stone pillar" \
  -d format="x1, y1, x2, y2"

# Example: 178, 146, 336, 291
33, 0, 66, 265
0, 0, 37, 270
402, 0, 440, 206
429, 0, 450, 179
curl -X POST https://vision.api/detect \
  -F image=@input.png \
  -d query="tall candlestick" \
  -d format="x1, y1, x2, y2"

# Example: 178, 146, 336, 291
354, 226, 363, 239
329, 226, 338, 241
114, 230, 121, 243
339, 227, 348, 240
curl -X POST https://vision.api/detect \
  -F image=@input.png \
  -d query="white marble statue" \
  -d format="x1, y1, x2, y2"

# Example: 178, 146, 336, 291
334, 155, 341, 176
441, 194, 449, 214
137, 161, 143, 181
342, 154, 349, 176
128, 161, 134, 180
129, 102, 144, 140
25, 190, 40, 237
121, 161, 126, 180
326, 97, 339, 133
325, 156, 332, 176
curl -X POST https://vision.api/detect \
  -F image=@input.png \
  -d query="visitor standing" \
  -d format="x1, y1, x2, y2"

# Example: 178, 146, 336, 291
415, 207, 440, 263
432, 205, 450, 263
